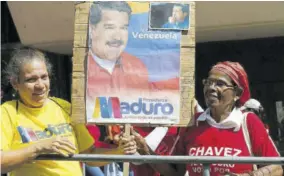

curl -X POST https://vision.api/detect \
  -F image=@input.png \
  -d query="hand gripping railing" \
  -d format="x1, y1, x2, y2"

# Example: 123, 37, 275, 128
36, 155, 284, 176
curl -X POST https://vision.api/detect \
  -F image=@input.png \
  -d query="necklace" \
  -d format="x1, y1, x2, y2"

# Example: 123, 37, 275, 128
16, 100, 54, 136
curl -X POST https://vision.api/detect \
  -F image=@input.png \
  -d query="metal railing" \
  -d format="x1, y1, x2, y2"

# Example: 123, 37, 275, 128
36, 154, 284, 176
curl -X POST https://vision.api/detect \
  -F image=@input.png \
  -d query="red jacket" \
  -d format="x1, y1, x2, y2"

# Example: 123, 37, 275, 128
86, 52, 149, 99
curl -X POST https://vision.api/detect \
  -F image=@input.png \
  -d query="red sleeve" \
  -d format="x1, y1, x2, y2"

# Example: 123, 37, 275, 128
246, 113, 280, 157
175, 127, 188, 155
175, 113, 203, 155
86, 125, 100, 141
86, 125, 114, 148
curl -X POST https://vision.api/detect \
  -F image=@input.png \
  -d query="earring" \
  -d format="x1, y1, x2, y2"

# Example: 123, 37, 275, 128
12, 90, 18, 99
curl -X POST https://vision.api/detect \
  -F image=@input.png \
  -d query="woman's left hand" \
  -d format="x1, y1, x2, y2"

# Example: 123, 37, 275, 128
118, 133, 137, 155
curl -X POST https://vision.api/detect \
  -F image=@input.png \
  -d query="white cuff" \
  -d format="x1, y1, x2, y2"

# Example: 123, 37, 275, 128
145, 127, 168, 151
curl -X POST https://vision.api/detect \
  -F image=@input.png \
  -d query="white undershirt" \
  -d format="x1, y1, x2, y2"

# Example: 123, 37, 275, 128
91, 51, 116, 74
197, 107, 244, 131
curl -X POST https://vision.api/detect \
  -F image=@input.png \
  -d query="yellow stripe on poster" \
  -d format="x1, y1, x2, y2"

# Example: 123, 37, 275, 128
93, 98, 100, 118
127, 2, 149, 14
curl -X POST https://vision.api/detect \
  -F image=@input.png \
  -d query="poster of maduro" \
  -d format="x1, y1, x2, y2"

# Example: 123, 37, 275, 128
86, 1, 182, 124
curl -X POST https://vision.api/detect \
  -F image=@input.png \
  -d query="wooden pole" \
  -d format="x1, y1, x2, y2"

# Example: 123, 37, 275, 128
123, 124, 131, 176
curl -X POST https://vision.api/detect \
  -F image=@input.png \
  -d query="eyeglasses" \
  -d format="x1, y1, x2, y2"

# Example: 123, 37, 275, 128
202, 79, 235, 88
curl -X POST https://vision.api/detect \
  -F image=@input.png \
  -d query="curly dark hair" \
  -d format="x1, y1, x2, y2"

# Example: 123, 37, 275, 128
4, 48, 52, 84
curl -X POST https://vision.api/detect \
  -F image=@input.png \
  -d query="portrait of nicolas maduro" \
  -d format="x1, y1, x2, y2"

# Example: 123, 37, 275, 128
86, 1, 181, 125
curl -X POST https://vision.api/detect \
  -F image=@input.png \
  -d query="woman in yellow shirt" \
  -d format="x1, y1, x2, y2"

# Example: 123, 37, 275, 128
1, 48, 137, 176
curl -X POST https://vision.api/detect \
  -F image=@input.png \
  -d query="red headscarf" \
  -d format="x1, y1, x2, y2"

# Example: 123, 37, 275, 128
211, 61, 251, 106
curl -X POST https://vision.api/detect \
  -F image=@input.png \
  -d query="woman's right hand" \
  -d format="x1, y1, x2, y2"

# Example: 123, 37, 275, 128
130, 127, 150, 155
31, 136, 77, 157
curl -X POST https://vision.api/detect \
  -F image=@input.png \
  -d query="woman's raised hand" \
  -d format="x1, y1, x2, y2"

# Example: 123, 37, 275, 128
118, 132, 137, 155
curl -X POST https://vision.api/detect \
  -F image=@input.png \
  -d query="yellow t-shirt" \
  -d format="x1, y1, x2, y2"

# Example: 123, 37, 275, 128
1, 98, 94, 176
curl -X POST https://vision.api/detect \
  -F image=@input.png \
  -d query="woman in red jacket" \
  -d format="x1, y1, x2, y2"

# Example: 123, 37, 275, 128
136, 61, 283, 176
